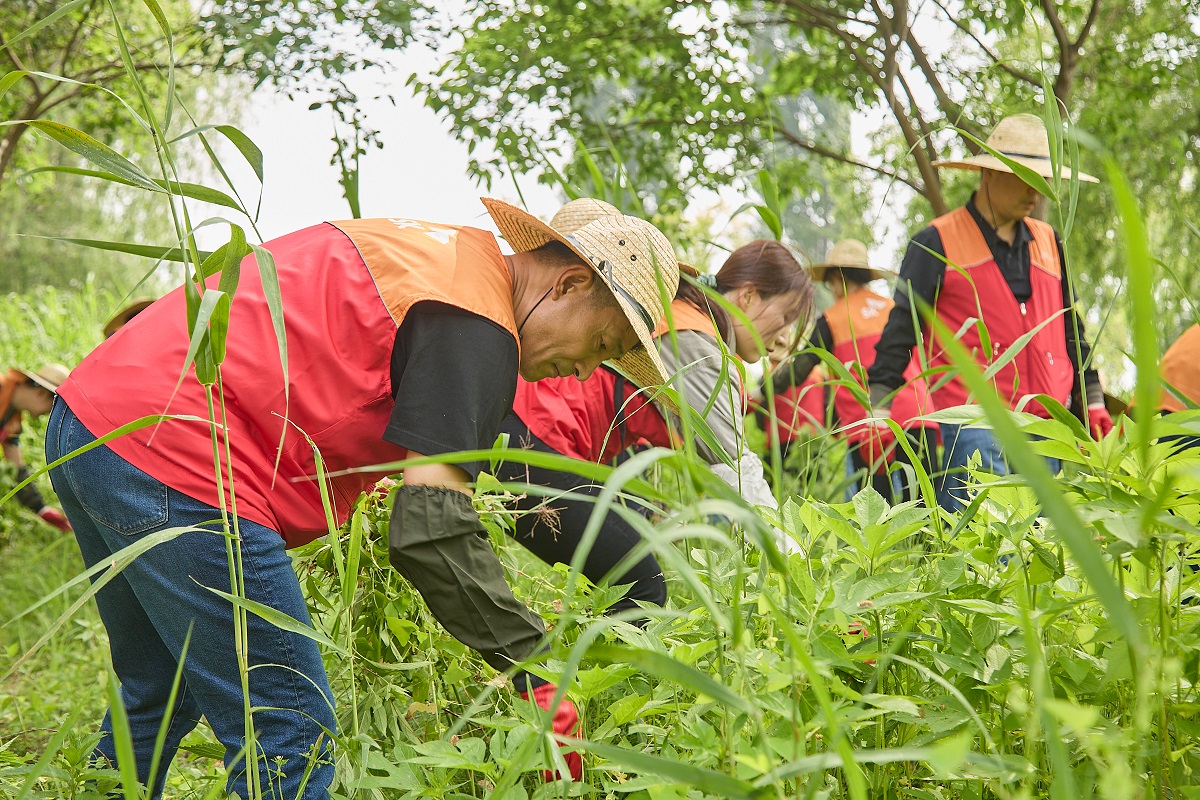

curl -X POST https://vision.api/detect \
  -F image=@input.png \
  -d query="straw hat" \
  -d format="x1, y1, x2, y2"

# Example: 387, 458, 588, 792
482, 197, 681, 391
549, 197, 621, 233
551, 198, 701, 278
102, 297, 156, 338
933, 113, 1098, 183
809, 239, 894, 283
19, 363, 70, 394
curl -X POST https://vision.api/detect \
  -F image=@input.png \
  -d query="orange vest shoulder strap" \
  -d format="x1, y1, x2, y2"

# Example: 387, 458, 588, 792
930, 206, 991, 271
1024, 217, 1062, 278
654, 298, 719, 339
1159, 324, 1200, 412
330, 218, 518, 340
825, 288, 893, 346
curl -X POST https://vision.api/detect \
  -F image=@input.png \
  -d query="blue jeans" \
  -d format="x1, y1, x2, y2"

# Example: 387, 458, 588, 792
45, 399, 336, 799
936, 422, 1060, 512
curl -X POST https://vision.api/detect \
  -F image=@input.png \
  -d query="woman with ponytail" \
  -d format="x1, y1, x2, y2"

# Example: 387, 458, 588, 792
494, 199, 814, 618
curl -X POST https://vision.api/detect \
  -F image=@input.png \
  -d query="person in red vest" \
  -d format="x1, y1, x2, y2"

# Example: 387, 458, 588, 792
767, 239, 938, 502
753, 332, 827, 459
495, 199, 813, 617
865, 114, 1112, 511
1, 364, 72, 530
45, 201, 681, 798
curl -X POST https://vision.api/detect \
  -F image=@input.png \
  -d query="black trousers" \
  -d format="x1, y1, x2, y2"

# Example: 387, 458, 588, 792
493, 413, 667, 617
848, 426, 939, 504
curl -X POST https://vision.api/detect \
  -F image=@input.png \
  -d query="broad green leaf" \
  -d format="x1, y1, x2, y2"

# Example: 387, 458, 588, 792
13, 120, 159, 191
586, 644, 755, 714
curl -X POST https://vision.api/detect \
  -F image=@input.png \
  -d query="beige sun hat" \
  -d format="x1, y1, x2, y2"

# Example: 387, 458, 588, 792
19, 363, 70, 394
102, 297, 156, 338
809, 239, 894, 283
933, 113, 1099, 183
552, 198, 700, 278
549, 197, 621, 233
482, 197, 681, 392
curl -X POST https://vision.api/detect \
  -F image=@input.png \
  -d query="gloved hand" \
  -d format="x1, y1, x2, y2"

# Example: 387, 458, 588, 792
845, 414, 896, 472
38, 506, 72, 531
1087, 403, 1114, 439
520, 683, 582, 781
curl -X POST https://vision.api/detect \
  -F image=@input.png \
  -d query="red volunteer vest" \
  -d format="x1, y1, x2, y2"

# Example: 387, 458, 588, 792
825, 288, 936, 430
59, 220, 516, 547
926, 207, 1071, 417
511, 297, 718, 462
757, 370, 826, 448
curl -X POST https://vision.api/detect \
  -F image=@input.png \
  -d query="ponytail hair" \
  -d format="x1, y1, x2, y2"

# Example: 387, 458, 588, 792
674, 239, 815, 347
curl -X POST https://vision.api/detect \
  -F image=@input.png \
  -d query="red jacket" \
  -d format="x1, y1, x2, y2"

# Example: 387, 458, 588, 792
756, 370, 826, 448
925, 207, 1071, 416
511, 298, 719, 462
59, 219, 517, 546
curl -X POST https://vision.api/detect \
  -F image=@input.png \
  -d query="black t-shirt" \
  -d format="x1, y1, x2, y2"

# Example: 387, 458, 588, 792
384, 302, 519, 479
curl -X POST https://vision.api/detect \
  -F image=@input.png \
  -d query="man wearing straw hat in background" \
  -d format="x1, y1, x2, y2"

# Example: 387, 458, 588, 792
865, 113, 1112, 512
767, 239, 937, 502
47, 200, 681, 798
1, 363, 72, 531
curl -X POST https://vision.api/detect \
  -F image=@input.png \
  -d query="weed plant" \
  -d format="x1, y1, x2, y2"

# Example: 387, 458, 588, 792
4, 4, 1200, 799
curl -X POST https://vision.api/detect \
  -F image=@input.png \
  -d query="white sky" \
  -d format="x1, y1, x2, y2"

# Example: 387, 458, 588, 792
204, 5, 964, 267
209, 47, 562, 251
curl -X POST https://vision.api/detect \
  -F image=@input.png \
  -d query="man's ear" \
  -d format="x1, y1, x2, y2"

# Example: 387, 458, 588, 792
554, 264, 596, 299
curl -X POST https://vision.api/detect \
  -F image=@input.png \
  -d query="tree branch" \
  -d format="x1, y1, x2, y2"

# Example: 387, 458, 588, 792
1075, 0, 1102, 49
928, 0, 1041, 87
775, 124, 925, 194
903, 28, 983, 150
1038, 0, 1071, 55
58, 0, 100, 77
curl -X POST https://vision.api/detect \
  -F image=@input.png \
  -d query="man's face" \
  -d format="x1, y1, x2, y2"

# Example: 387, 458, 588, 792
518, 271, 641, 382
982, 169, 1042, 222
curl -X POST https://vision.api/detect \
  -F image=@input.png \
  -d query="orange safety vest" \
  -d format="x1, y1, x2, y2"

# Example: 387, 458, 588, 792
925, 207, 1071, 417
825, 287, 936, 430
1160, 324, 1200, 412
59, 219, 516, 546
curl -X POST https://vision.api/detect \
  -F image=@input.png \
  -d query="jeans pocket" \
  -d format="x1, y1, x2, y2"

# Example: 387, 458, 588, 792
63, 413, 169, 536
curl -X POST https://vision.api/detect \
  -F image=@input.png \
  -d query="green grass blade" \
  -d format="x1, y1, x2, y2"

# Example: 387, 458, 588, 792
10, 120, 161, 191
572, 739, 767, 799
585, 643, 756, 714
201, 585, 348, 657
4, 0, 91, 48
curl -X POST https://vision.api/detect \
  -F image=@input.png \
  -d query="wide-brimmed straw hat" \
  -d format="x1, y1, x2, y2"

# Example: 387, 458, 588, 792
933, 113, 1098, 183
102, 297, 156, 338
18, 363, 70, 394
809, 239, 893, 283
552, 198, 701, 278
482, 197, 681, 392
